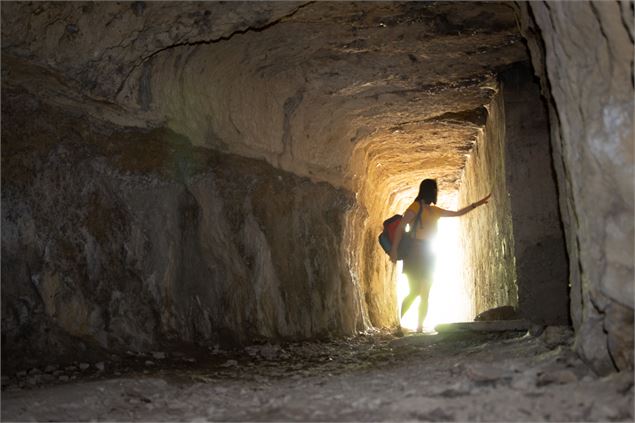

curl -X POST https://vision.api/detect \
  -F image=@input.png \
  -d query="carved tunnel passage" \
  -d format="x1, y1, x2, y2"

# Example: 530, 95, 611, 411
1, 1, 633, 420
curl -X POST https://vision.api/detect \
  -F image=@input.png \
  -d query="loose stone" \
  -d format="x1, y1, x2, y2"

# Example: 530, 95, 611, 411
44, 364, 59, 373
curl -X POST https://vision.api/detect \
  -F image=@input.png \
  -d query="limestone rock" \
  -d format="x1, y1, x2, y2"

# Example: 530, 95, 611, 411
518, 0, 634, 373
540, 326, 574, 349
1, 90, 361, 368
44, 365, 59, 373
604, 302, 634, 371
575, 317, 616, 376
474, 306, 517, 321
1, 2, 303, 99
536, 369, 578, 386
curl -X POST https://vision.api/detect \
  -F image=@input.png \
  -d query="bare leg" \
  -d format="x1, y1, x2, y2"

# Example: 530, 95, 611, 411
401, 292, 418, 319
417, 280, 433, 331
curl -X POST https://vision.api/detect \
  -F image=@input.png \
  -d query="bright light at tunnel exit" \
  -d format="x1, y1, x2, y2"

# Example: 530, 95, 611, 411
397, 217, 471, 330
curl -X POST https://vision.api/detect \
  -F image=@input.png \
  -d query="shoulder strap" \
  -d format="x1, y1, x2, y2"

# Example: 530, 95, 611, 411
412, 200, 424, 238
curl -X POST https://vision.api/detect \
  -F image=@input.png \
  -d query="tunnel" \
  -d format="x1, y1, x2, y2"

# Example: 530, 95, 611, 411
1, 1, 633, 421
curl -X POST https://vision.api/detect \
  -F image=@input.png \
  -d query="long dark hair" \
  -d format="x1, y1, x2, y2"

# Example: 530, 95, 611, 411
415, 179, 437, 205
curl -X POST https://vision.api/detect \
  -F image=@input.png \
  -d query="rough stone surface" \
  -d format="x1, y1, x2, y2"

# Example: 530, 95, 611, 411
1, 1, 530, 342
458, 90, 518, 317
435, 320, 531, 333
501, 63, 569, 325
474, 305, 518, 321
0, 2, 304, 99
2, 332, 632, 422
1, 88, 362, 370
517, 1, 634, 372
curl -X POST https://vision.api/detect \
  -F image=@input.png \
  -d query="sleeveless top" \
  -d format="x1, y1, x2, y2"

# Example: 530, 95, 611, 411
405, 201, 442, 240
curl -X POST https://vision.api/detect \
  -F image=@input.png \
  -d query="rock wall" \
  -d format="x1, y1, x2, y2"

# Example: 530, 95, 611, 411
516, 1, 633, 373
1, 86, 365, 370
3, 0, 632, 377
501, 63, 569, 325
0, 2, 528, 337
458, 91, 518, 317
0, 2, 302, 99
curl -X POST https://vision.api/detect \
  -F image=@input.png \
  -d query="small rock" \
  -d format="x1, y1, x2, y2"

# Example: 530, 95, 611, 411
537, 369, 578, 386
44, 364, 59, 373
540, 326, 573, 348
183, 357, 196, 363
152, 352, 166, 360
65, 366, 77, 372
221, 359, 238, 368
114, 371, 122, 376
39, 374, 55, 383
529, 324, 545, 337
245, 346, 259, 358
511, 373, 536, 390
95, 362, 105, 371
70, 375, 77, 380
436, 381, 472, 397
28, 368, 41, 375
53, 370, 63, 376
464, 363, 510, 383
15, 370, 27, 378
79, 363, 90, 371
26, 376, 39, 385
145, 360, 155, 366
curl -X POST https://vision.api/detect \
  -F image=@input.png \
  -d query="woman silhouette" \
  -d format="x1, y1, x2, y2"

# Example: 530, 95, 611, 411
390, 179, 490, 333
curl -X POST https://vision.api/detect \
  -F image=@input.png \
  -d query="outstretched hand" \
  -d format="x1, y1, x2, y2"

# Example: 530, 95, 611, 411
479, 193, 492, 206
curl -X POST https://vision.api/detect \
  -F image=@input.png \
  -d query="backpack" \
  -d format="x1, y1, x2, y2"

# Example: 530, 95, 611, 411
378, 201, 423, 260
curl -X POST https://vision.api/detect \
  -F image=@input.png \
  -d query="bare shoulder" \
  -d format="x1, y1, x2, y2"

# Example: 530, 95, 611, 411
405, 201, 420, 214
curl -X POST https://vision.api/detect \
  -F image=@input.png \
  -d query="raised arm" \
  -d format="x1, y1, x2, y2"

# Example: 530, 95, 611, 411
389, 209, 417, 263
437, 193, 491, 217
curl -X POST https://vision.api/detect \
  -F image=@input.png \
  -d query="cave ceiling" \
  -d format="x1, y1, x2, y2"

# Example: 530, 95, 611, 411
2, 1, 528, 204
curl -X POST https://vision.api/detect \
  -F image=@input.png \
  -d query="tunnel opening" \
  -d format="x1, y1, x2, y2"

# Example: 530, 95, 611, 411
396, 214, 468, 331
1, 2, 633, 419
355, 60, 569, 332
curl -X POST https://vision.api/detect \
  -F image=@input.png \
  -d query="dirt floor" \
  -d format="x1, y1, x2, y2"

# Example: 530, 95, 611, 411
2, 327, 633, 422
